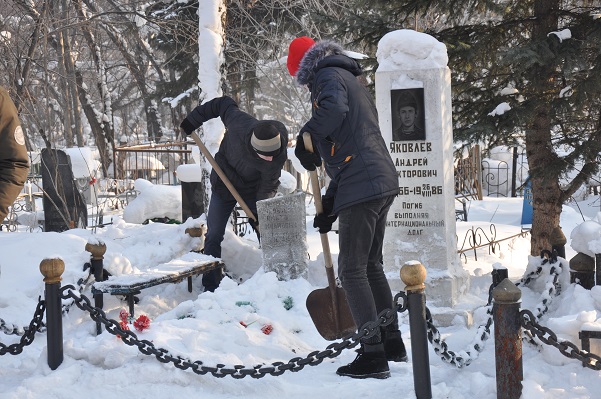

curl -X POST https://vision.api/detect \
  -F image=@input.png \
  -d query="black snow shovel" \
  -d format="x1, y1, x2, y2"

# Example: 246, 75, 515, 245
189, 132, 259, 233
302, 132, 356, 340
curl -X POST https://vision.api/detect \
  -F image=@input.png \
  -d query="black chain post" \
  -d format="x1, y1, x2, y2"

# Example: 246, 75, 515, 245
401, 262, 432, 399
596, 254, 601, 287
493, 278, 522, 399
86, 241, 107, 334
569, 252, 595, 289
40, 258, 64, 370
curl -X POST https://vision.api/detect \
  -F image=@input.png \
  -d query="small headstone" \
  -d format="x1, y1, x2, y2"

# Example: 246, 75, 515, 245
177, 164, 206, 221
41, 149, 88, 232
256, 191, 308, 280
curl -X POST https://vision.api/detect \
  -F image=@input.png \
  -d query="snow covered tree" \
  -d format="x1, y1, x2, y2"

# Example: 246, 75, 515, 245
334, 0, 601, 255
147, 0, 351, 131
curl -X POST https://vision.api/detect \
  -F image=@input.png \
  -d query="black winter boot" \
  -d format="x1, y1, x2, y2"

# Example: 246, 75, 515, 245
336, 343, 390, 379
382, 329, 408, 362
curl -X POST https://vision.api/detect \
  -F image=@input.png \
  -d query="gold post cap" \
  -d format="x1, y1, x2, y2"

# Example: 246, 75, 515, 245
400, 261, 427, 291
85, 241, 107, 259
40, 258, 65, 284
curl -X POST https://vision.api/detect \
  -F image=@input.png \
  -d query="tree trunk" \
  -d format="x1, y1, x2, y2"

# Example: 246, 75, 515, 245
74, 70, 110, 176
526, 0, 562, 255
197, 0, 227, 214
56, 32, 74, 148
59, 0, 84, 147
81, 0, 165, 142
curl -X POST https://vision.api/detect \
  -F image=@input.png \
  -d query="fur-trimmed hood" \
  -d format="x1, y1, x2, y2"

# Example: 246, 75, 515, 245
296, 40, 362, 86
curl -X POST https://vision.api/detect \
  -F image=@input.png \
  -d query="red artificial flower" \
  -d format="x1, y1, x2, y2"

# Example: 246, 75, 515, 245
117, 320, 130, 339
119, 309, 129, 322
133, 315, 151, 332
261, 324, 273, 335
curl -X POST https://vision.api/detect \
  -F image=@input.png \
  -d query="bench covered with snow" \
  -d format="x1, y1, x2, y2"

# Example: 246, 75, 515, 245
92, 251, 224, 316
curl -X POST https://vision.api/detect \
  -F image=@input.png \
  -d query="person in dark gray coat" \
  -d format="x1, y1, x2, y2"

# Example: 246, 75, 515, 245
181, 96, 288, 291
288, 37, 406, 379
0, 87, 29, 228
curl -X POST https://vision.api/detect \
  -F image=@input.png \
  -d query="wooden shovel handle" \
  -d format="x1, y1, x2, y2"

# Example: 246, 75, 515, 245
302, 133, 335, 275
303, 132, 345, 338
190, 132, 258, 226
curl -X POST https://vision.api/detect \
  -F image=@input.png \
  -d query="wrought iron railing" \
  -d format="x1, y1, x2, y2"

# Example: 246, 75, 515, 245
113, 142, 192, 186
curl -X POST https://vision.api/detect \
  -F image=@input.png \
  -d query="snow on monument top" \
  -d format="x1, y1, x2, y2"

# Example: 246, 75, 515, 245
376, 29, 448, 71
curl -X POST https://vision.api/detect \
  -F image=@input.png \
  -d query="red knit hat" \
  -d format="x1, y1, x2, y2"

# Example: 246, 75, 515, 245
287, 36, 315, 76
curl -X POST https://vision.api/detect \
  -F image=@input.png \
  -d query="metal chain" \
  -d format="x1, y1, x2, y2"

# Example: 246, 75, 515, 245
515, 250, 558, 288
530, 262, 562, 320
520, 255, 564, 346
425, 304, 493, 368
520, 309, 601, 371
515, 266, 543, 287
61, 286, 403, 379
1, 265, 93, 337
516, 250, 562, 346
61, 269, 95, 316
0, 318, 24, 336
0, 298, 46, 355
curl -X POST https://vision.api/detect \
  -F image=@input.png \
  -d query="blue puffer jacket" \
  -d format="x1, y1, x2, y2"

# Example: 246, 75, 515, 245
185, 96, 288, 201
296, 41, 398, 213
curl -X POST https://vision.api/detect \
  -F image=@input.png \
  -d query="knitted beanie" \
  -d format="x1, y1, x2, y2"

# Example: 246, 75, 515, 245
287, 36, 315, 76
251, 121, 282, 156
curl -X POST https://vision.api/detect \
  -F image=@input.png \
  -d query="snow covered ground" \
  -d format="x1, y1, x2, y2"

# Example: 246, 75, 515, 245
1, 188, 601, 399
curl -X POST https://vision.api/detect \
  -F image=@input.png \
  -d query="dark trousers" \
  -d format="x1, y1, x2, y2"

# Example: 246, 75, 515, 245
337, 195, 398, 343
203, 191, 257, 291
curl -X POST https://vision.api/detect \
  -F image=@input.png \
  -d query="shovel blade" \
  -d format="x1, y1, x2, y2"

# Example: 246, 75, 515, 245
306, 286, 356, 341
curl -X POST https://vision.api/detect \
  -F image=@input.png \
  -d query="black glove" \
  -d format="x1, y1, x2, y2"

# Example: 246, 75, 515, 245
248, 216, 261, 243
313, 213, 337, 234
248, 216, 259, 232
180, 117, 197, 135
314, 196, 337, 234
294, 134, 322, 171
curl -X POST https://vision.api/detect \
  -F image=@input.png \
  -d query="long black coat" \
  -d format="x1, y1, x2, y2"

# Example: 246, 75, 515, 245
296, 41, 398, 214
0, 87, 29, 222
184, 96, 287, 202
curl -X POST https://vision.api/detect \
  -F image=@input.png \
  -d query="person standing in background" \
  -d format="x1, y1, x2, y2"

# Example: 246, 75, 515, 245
0, 87, 29, 228
288, 37, 407, 379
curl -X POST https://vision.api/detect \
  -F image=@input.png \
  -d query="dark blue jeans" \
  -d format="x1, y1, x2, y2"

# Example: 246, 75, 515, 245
203, 191, 257, 291
337, 195, 398, 343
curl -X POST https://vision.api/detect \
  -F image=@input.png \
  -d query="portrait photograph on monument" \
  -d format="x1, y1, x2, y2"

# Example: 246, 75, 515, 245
391, 88, 426, 141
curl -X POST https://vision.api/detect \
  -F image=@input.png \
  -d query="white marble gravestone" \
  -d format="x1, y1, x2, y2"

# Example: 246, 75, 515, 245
375, 30, 469, 307
256, 191, 308, 280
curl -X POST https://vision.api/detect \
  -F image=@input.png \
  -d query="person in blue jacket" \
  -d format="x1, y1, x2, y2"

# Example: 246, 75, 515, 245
180, 96, 288, 292
288, 37, 406, 379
